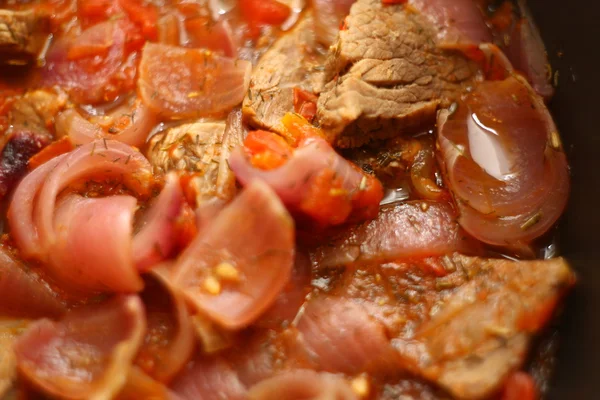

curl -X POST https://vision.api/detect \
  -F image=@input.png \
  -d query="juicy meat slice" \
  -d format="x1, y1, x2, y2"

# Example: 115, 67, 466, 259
242, 13, 326, 137
147, 110, 243, 206
393, 255, 575, 400
0, 9, 48, 64
317, 0, 478, 147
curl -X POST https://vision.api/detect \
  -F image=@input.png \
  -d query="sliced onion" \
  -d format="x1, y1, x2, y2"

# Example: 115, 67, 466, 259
409, 0, 491, 50
311, 0, 356, 47
0, 246, 66, 319
313, 201, 478, 268
14, 295, 146, 400
135, 272, 195, 383
437, 76, 569, 245
171, 357, 247, 400
8, 140, 184, 293
506, 1, 554, 99
290, 297, 400, 375
256, 251, 311, 329
171, 181, 295, 329
248, 370, 358, 400
134, 173, 185, 272
56, 99, 157, 148
138, 43, 251, 119
51, 194, 143, 293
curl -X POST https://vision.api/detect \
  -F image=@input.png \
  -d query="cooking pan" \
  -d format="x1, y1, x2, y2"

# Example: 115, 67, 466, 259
529, 0, 600, 398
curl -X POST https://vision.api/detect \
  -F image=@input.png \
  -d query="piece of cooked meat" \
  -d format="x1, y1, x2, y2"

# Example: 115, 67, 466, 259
0, 9, 48, 65
0, 89, 65, 199
316, 0, 479, 147
391, 255, 575, 400
147, 110, 244, 206
242, 13, 326, 138
8, 89, 67, 136
321, 254, 573, 399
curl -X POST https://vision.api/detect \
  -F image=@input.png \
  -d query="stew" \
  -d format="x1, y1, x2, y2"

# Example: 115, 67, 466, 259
0, 0, 574, 399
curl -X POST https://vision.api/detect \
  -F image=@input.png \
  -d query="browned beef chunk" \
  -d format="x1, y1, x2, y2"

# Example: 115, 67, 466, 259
242, 13, 326, 137
0, 9, 48, 65
393, 255, 574, 400
317, 0, 478, 147
9, 89, 67, 135
0, 89, 65, 199
319, 255, 573, 399
147, 110, 244, 206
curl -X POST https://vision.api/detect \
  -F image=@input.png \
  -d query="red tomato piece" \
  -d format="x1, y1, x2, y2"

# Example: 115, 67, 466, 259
78, 0, 116, 20
244, 130, 294, 170
300, 168, 353, 226
118, 0, 159, 40
240, 0, 291, 38
502, 372, 538, 400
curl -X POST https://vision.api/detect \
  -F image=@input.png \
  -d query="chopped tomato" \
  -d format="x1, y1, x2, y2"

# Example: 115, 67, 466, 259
240, 0, 291, 38
349, 165, 384, 222
382, 0, 408, 4
300, 168, 353, 226
281, 112, 325, 146
118, 0, 159, 40
28, 137, 74, 171
502, 372, 538, 400
293, 87, 318, 122
78, 0, 117, 20
173, 200, 198, 252
244, 130, 293, 170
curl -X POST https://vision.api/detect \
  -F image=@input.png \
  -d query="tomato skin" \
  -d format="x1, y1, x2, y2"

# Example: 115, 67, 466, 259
502, 372, 538, 400
240, 0, 291, 38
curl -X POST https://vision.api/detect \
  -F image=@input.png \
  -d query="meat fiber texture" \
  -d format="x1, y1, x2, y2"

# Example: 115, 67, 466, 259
317, 0, 478, 148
